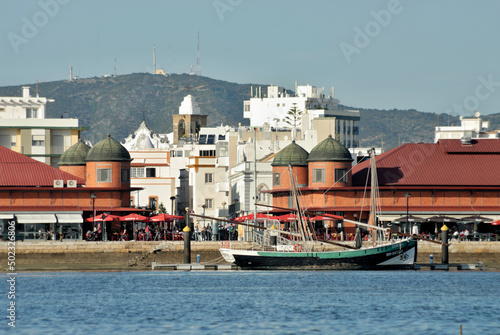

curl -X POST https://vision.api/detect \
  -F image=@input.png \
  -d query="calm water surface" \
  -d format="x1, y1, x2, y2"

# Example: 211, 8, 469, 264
1, 271, 499, 334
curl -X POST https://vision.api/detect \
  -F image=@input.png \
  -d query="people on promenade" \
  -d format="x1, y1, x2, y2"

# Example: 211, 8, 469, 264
145, 225, 151, 241
207, 225, 212, 241
120, 227, 127, 241
194, 226, 200, 241
59, 225, 63, 242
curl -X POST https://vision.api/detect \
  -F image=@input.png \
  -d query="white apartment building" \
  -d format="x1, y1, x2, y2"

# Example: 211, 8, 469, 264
243, 84, 360, 148
434, 111, 500, 142
0, 86, 83, 167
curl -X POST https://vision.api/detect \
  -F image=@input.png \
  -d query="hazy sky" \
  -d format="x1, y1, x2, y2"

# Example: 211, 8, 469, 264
1, 0, 500, 115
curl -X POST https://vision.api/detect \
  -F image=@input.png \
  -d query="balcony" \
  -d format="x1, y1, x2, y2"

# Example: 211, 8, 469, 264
215, 156, 229, 167
216, 181, 229, 193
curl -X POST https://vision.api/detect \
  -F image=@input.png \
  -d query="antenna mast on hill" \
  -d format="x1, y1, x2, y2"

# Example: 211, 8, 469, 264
153, 45, 156, 74
196, 31, 201, 76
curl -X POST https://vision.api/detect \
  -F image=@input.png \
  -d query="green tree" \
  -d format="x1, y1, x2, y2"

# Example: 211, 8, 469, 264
158, 202, 167, 214
284, 103, 302, 140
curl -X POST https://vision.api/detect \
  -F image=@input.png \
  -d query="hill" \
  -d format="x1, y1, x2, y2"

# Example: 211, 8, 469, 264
0, 73, 498, 150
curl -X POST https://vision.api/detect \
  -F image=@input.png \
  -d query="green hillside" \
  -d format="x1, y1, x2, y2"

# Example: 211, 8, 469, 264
1, 73, 498, 150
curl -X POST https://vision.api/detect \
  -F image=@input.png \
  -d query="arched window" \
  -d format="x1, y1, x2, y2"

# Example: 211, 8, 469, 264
257, 184, 269, 204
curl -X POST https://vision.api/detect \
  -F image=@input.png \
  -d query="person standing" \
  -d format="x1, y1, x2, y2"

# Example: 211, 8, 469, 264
207, 225, 212, 241
59, 225, 63, 242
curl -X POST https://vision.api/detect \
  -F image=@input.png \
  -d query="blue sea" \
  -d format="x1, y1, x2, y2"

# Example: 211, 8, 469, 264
1, 270, 499, 334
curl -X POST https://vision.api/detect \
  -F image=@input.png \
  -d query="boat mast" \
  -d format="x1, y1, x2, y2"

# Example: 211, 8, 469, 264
369, 148, 378, 247
288, 165, 309, 249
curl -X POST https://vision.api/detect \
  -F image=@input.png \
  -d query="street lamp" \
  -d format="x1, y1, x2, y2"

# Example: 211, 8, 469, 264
202, 204, 207, 230
405, 192, 411, 234
221, 201, 226, 218
101, 213, 107, 241
170, 196, 176, 215
90, 193, 97, 240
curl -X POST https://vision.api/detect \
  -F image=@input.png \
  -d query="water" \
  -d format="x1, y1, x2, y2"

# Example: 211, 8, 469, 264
1, 271, 499, 334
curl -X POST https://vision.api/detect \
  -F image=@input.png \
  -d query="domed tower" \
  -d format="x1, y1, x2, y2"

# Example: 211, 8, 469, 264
85, 134, 132, 190
307, 134, 353, 187
58, 140, 91, 180
271, 141, 309, 191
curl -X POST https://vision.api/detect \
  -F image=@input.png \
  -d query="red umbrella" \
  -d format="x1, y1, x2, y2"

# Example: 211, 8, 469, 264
234, 213, 273, 222
85, 213, 120, 222
275, 213, 307, 222
149, 213, 184, 222
492, 219, 500, 226
119, 213, 150, 222
310, 216, 336, 221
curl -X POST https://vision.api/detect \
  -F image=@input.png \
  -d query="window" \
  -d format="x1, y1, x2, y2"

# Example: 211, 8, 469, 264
26, 108, 38, 118
313, 169, 325, 182
97, 168, 112, 182
146, 168, 156, 178
130, 196, 135, 207
205, 199, 214, 209
131, 167, 144, 178
258, 185, 268, 203
205, 173, 213, 184
32, 135, 45, 146
207, 134, 215, 144
244, 103, 250, 112
121, 169, 130, 183
273, 173, 281, 186
335, 169, 348, 183
148, 196, 158, 211
200, 150, 216, 156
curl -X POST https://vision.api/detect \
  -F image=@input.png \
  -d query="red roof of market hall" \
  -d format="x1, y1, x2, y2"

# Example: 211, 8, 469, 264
352, 139, 500, 187
0, 145, 86, 187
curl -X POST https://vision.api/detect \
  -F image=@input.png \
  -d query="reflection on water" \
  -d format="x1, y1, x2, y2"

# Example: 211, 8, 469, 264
2, 271, 499, 334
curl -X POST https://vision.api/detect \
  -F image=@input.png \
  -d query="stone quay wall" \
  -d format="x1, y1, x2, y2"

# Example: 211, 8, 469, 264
1, 240, 499, 271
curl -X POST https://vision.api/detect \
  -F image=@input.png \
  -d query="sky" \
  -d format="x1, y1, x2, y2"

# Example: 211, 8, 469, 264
1, 0, 500, 116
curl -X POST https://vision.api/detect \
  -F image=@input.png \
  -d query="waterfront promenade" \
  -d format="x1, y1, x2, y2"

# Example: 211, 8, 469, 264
1, 240, 500, 271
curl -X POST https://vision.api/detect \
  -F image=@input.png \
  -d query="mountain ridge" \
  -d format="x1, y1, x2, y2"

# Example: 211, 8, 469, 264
0, 73, 498, 150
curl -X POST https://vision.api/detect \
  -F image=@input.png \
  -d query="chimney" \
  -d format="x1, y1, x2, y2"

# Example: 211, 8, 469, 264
22, 86, 30, 98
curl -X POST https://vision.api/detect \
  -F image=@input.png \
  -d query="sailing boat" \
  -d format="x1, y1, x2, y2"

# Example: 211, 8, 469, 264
219, 148, 418, 270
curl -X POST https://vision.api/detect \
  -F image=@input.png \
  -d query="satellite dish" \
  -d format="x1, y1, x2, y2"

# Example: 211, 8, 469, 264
474, 111, 481, 118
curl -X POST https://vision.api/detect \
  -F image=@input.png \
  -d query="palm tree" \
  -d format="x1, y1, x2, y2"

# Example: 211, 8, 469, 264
284, 103, 302, 140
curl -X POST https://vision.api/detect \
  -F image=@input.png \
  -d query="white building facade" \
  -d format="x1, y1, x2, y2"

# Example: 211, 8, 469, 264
243, 84, 360, 148
434, 111, 500, 142
0, 86, 83, 167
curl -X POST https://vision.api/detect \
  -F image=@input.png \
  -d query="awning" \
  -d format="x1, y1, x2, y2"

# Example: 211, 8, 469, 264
0, 214, 14, 219
56, 214, 83, 224
16, 214, 57, 224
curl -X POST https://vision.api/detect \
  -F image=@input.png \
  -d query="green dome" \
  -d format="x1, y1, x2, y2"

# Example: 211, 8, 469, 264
307, 135, 353, 162
86, 135, 131, 162
271, 141, 309, 166
58, 141, 91, 166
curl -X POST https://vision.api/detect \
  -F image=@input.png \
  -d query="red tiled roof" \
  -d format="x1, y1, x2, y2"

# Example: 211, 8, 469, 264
352, 139, 500, 187
438, 138, 500, 153
0, 206, 146, 213
307, 206, 500, 213
0, 146, 86, 187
